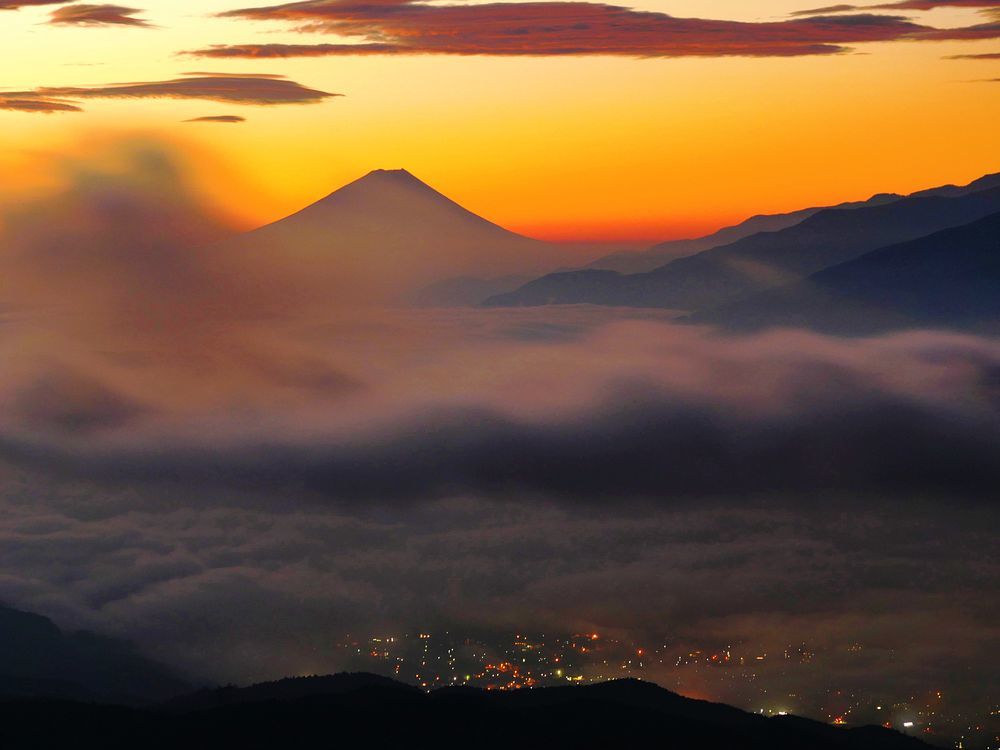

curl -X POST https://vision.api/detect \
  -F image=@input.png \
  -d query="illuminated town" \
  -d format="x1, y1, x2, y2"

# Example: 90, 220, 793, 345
329, 630, 997, 750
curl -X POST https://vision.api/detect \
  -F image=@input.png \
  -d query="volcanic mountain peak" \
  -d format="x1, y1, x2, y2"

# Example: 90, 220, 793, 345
223, 167, 567, 302
364, 167, 419, 180
271, 166, 513, 233
339, 167, 437, 194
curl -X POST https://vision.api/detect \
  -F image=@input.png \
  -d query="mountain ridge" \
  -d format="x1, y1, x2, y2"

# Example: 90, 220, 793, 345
0, 672, 939, 749
586, 171, 1000, 274
688, 210, 1000, 334
484, 174, 1000, 313
588, 191, 903, 274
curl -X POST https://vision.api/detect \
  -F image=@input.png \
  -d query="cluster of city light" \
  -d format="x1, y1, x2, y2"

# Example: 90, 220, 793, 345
331, 630, 995, 748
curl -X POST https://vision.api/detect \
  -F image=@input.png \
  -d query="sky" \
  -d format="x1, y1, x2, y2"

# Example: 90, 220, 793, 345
1, 0, 999, 241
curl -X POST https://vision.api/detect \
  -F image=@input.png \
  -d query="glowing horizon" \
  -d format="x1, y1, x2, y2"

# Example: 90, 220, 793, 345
1, 0, 999, 243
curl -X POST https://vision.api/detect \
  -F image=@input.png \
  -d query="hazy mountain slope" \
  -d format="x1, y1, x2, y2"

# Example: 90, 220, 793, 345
485, 181, 1000, 310
689, 211, 1000, 334
589, 193, 901, 274
587, 171, 999, 275
0, 605, 190, 705
222, 169, 564, 302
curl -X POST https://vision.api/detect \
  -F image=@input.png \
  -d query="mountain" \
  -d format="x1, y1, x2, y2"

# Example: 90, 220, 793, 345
688, 211, 1000, 335
484, 176, 1000, 311
586, 172, 1000, 275
0, 604, 190, 705
588, 193, 902, 274
0, 674, 937, 749
222, 169, 565, 303
910, 170, 1000, 199
161, 672, 416, 712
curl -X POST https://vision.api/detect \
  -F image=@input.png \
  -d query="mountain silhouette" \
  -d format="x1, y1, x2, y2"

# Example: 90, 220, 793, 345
0, 673, 937, 749
909, 171, 1000, 199
0, 604, 190, 705
484, 173, 1000, 311
588, 193, 902, 274
161, 672, 417, 712
223, 168, 562, 302
688, 211, 1000, 334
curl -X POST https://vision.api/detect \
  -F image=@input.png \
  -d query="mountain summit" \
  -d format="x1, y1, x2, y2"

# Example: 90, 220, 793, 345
224, 168, 561, 302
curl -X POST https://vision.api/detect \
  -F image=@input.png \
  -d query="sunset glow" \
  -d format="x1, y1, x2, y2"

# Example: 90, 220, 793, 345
2, 1, 998, 241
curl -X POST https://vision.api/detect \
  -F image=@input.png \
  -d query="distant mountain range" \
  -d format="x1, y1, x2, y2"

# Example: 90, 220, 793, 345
588, 172, 1000, 275
0, 672, 937, 750
0, 604, 189, 705
484, 172, 1000, 334
690, 211, 1000, 334
587, 192, 902, 274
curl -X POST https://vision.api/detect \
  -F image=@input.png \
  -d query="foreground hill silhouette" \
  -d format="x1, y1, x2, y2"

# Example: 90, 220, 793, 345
223, 168, 562, 303
690, 211, 1000, 334
0, 604, 189, 705
485, 173, 1000, 315
0, 673, 938, 750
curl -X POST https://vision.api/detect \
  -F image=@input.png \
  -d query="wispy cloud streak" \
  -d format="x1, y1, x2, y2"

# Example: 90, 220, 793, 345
0, 73, 338, 114
193, 2, 961, 58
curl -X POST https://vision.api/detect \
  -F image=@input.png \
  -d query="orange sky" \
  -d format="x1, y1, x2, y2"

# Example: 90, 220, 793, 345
1, 0, 998, 243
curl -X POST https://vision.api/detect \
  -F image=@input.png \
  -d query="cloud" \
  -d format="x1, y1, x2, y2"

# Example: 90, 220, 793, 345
0, 468, 995, 712
874, 0, 1000, 9
0, 97, 81, 113
11, 370, 151, 435
0, 0, 73, 9
790, 4, 859, 14
184, 115, 247, 123
0, 138, 290, 337
794, 0, 1000, 13
48, 4, 151, 26
947, 49, 1000, 56
0, 141, 995, 724
917, 20, 1000, 38
1, 311, 998, 505
189, 43, 419, 59
196, 3, 948, 58
0, 73, 338, 114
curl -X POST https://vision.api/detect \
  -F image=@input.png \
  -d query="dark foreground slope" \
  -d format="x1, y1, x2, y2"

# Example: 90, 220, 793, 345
691, 211, 1000, 334
0, 675, 937, 750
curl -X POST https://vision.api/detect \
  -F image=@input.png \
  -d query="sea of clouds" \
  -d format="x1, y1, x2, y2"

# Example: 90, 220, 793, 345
0, 141, 995, 713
